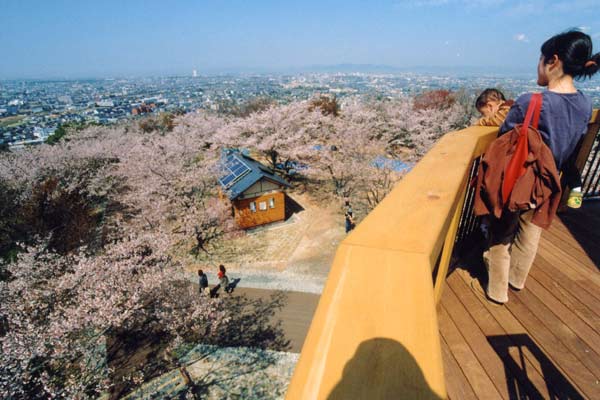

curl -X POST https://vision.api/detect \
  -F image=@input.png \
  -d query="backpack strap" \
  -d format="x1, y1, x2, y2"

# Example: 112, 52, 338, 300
502, 93, 543, 204
520, 93, 542, 135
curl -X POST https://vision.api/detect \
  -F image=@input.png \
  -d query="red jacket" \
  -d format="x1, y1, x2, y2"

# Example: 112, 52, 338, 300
474, 125, 562, 229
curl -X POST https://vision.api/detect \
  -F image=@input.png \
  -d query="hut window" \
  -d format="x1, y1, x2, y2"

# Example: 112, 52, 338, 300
259, 201, 267, 211
249, 202, 256, 212
269, 198, 275, 208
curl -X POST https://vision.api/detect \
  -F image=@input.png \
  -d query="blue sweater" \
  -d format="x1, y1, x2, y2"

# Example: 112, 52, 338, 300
499, 90, 592, 170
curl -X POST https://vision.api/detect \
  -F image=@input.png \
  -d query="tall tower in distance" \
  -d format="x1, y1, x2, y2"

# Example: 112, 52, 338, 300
192, 69, 198, 78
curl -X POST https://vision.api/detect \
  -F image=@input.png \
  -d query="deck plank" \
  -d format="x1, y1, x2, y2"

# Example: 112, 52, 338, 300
446, 273, 555, 399
438, 305, 504, 400
533, 248, 600, 302
546, 224, 600, 272
540, 224, 593, 262
507, 280, 600, 378
440, 336, 479, 400
442, 277, 549, 399
441, 287, 519, 399
524, 276, 600, 353
453, 269, 586, 399
504, 294, 599, 398
537, 239, 600, 285
528, 263, 600, 326
533, 253, 600, 306
441, 202, 600, 399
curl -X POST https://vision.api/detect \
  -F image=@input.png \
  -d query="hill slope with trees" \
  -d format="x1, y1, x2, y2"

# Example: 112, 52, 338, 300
0, 92, 472, 398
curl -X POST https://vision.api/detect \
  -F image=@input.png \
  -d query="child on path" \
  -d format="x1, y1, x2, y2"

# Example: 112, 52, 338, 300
197, 269, 209, 295
210, 265, 230, 298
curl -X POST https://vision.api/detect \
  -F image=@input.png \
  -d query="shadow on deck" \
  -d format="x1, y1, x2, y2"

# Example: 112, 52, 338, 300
441, 201, 600, 399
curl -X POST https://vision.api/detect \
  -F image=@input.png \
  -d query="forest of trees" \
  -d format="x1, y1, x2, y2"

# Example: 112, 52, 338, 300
0, 92, 473, 398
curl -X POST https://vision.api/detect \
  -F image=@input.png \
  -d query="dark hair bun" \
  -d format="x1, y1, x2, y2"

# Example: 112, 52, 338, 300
585, 53, 600, 77
541, 30, 599, 80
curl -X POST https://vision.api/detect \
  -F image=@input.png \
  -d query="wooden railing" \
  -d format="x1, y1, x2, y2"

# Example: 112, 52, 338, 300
286, 109, 599, 400
578, 109, 600, 199
285, 125, 498, 400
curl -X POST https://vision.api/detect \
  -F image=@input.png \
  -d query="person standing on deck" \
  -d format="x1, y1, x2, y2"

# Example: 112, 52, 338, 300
475, 30, 599, 304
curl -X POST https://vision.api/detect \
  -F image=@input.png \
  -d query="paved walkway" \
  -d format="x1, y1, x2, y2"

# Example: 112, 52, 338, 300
121, 287, 320, 399
219, 287, 320, 353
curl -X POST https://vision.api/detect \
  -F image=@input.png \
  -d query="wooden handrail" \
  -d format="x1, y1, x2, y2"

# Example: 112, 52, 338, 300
286, 125, 498, 400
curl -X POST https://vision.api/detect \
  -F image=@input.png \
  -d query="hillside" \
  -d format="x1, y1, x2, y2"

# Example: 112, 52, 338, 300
0, 92, 472, 398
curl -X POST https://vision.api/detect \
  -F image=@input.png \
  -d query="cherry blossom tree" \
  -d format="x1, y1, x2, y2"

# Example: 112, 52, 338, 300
0, 233, 287, 398
212, 100, 330, 171
0, 91, 470, 398
0, 122, 245, 398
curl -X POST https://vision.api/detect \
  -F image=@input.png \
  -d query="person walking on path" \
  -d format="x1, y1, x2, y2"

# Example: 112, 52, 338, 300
344, 200, 355, 233
210, 265, 230, 298
475, 30, 599, 304
197, 269, 208, 295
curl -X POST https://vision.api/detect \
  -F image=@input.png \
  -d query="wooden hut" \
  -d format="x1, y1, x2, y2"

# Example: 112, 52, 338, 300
219, 150, 291, 229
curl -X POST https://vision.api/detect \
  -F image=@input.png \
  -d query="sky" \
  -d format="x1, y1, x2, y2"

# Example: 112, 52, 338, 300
1, 0, 599, 79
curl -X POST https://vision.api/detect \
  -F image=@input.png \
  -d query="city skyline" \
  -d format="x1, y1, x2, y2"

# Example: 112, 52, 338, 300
1, 0, 599, 79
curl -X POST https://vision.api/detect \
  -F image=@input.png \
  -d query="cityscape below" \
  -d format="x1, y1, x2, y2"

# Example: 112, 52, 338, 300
2, 71, 600, 148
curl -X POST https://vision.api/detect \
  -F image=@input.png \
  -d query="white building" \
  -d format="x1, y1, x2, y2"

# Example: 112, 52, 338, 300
96, 100, 115, 107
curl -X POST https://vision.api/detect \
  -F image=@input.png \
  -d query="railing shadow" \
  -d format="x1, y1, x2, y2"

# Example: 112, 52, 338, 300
487, 334, 585, 400
557, 201, 600, 271
326, 338, 443, 400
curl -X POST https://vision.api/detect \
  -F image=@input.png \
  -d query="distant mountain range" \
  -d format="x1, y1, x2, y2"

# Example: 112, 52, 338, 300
201, 63, 535, 77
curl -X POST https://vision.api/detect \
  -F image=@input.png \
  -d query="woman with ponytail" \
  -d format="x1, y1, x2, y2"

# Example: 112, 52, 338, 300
476, 30, 599, 304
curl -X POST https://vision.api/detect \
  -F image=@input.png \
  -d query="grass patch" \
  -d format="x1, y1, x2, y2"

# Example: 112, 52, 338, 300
0, 115, 26, 128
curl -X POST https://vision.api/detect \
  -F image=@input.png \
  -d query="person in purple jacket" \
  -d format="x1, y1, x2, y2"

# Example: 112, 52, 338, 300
474, 30, 599, 305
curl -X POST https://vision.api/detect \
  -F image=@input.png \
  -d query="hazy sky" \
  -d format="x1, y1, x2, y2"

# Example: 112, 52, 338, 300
1, 0, 599, 78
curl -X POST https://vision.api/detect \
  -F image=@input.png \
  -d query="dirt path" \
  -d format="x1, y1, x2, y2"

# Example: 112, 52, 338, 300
191, 192, 345, 293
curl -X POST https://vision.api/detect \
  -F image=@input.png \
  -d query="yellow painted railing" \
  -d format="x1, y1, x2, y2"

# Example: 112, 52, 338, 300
286, 109, 600, 400
285, 125, 499, 400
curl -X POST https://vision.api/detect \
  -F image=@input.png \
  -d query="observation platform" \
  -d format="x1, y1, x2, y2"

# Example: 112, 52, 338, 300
124, 113, 599, 399
286, 111, 600, 399
440, 202, 600, 400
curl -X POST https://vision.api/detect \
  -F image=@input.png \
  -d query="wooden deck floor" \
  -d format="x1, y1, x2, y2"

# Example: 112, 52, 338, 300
440, 201, 600, 400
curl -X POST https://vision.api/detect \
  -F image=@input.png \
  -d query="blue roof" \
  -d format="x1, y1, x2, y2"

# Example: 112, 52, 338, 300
219, 150, 291, 200
371, 156, 412, 172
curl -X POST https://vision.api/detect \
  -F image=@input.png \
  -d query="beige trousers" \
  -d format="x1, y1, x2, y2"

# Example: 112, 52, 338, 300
483, 210, 542, 303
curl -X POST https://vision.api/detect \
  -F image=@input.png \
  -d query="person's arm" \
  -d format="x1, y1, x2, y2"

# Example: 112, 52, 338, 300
476, 105, 512, 127
562, 135, 585, 189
